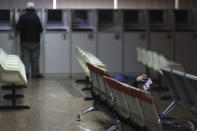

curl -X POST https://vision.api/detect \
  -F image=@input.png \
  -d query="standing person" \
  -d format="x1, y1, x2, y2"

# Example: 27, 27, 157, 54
16, 2, 43, 78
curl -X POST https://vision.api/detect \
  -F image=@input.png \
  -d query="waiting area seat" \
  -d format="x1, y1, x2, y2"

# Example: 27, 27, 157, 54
136, 47, 184, 75
74, 46, 107, 97
77, 62, 195, 131
136, 47, 185, 98
105, 76, 195, 131
0, 48, 30, 109
160, 66, 197, 116
75, 46, 107, 77
0, 48, 27, 85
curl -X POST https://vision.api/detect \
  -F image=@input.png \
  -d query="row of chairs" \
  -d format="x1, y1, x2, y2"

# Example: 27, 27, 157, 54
0, 48, 30, 109
136, 47, 184, 75
75, 46, 107, 77
75, 46, 107, 98
77, 62, 195, 131
161, 66, 197, 116
0, 48, 27, 85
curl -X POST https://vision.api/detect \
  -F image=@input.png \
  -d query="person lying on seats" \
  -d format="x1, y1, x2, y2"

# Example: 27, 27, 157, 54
115, 74, 149, 87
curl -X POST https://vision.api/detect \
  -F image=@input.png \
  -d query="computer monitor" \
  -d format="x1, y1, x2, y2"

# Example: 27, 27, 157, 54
174, 10, 188, 24
72, 10, 88, 25
0, 9, 10, 23
149, 10, 164, 24
47, 9, 63, 23
98, 10, 113, 24
124, 10, 139, 24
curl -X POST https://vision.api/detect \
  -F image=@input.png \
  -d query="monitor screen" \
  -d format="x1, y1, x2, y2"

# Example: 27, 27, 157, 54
0, 9, 10, 22
149, 10, 164, 23
72, 10, 88, 24
174, 10, 188, 23
47, 9, 62, 23
98, 10, 113, 24
124, 10, 139, 24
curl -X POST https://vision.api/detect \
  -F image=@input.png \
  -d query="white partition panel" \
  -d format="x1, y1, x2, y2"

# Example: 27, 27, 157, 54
98, 32, 122, 73
150, 32, 173, 60
0, 31, 16, 54
124, 32, 147, 74
44, 32, 70, 74
175, 32, 197, 74
71, 32, 96, 74
39, 33, 44, 74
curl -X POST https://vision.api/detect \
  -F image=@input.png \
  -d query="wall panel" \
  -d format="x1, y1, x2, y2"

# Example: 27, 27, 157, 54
57, 0, 113, 9
0, 0, 52, 8
118, 0, 175, 9
0, 0, 197, 9
179, 0, 197, 9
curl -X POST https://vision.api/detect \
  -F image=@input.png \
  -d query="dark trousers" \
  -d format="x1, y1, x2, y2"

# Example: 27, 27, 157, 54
21, 42, 40, 76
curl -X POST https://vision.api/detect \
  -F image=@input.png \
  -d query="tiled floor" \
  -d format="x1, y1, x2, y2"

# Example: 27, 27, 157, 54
0, 77, 196, 131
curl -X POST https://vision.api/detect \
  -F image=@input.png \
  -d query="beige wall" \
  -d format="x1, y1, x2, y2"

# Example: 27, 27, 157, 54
118, 0, 175, 9
0, 0, 52, 8
0, 0, 196, 9
179, 0, 197, 9
0, 0, 113, 9
57, 0, 113, 9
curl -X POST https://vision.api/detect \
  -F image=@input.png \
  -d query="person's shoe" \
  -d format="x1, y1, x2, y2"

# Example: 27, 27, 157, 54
32, 74, 44, 79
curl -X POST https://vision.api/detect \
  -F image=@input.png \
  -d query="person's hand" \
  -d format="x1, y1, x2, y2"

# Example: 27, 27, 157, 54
136, 74, 149, 83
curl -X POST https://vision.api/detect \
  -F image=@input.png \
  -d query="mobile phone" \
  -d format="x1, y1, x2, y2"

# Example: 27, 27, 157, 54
143, 79, 152, 91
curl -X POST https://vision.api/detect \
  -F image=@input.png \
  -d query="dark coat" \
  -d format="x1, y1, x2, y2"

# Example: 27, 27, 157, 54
16, 9, 43, 43
114, 73, 138, 87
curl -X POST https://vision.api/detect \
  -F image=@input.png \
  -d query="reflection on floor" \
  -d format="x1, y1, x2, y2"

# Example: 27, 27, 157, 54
0, 77, 196, 131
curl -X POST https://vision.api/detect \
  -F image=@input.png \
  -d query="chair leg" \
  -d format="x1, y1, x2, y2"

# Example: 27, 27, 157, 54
76, 106, 97, 121
82, 79, 92, 91
146, 67, 150, 76
161, 101, 176, 117
76, 76, 89, 83
0, 86, 30, 110
106, 125, 117, 131
84, 97, 94, 101
106, 120, 122, 131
